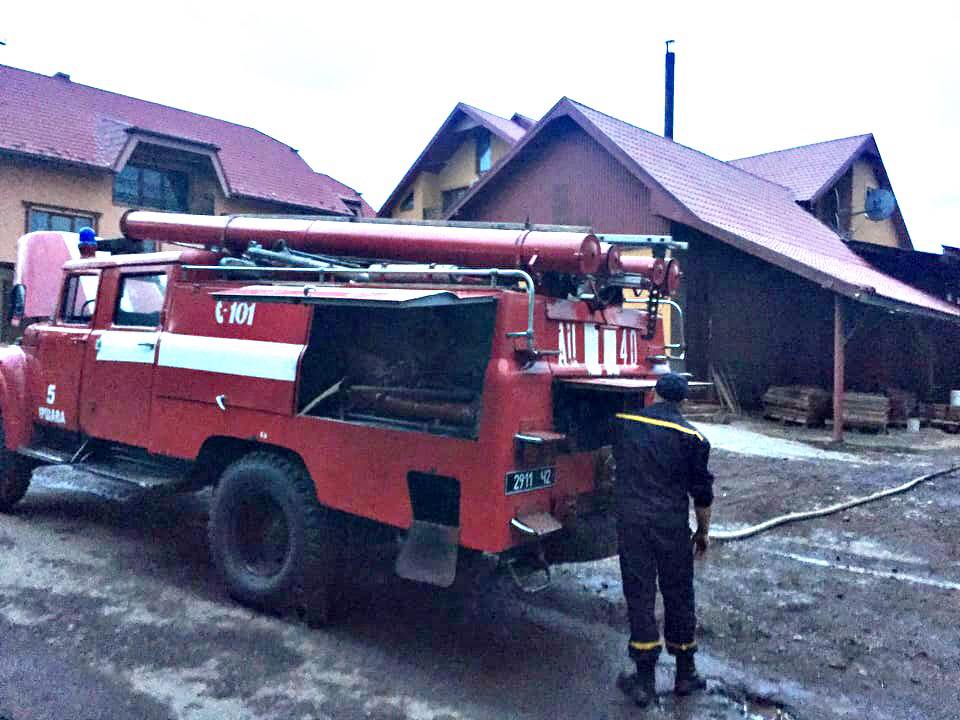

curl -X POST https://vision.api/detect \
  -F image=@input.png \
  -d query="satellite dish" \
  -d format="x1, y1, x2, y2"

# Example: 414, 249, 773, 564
865, 188, 897, 221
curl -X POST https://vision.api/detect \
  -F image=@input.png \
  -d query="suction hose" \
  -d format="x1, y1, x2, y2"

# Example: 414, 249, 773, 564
711, 465, 960, 542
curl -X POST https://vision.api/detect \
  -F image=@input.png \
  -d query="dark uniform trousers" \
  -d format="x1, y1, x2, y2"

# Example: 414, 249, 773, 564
617, 514, 697, 661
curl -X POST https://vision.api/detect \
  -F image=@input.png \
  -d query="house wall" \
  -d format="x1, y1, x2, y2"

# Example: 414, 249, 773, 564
1, 153, 331, 263
0, 156, 114, 263
677, 224, 835, 402
849, 159, 900, 248
390, 133, 513, 221
452, 117, 669, 234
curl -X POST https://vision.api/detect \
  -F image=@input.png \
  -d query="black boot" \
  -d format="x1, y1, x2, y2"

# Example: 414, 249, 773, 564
674, 650, 707, 696
617, 656, 657, 707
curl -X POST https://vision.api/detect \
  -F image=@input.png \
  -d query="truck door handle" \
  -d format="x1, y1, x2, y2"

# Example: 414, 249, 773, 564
138, 341, 156, 349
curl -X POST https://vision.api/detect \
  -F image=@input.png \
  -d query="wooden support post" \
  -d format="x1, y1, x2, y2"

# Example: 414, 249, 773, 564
833, 295, 845, 443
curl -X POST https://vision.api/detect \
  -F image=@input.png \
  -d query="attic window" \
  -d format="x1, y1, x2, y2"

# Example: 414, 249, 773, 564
343, 198, 362, 217
114, 164, 189, 212
476, 129, 492, 174
400, 191, 415, 212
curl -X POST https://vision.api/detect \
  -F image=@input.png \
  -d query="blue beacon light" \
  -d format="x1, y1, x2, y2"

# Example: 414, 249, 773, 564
78, 226, 97, 257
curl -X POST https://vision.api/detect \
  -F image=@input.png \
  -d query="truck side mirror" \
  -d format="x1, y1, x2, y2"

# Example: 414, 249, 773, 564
8, 284, 25, 327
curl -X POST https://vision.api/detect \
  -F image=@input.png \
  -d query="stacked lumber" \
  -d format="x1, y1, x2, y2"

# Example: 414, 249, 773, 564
885, 387, 917, 426
762, 386, 831, 427
683, 401, 727, 423
925, 403, 960, 433
842, 392, 891, 432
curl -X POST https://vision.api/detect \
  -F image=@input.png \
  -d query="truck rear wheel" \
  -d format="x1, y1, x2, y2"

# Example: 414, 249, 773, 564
208, 451, 340, 625
0, 427, 32, 513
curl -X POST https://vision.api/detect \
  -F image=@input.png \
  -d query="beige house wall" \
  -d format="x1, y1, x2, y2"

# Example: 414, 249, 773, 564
390, 131, 514, 220
849, 159, 901, 248
491, 135, 512, 165
0, 157, 117, 263
1, 154, 331, 265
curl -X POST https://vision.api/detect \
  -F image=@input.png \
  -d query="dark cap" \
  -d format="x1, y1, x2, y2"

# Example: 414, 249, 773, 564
655, 372, 688, 402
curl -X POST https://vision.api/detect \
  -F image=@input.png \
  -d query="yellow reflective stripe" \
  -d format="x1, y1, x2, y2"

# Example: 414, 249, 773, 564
666, 640, 698, 651
629, 640, 662, 651
616, 413, 704, 442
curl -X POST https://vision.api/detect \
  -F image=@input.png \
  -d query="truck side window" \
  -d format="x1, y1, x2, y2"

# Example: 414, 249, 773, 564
114, 273, 168, 327
61, 274, 100, 324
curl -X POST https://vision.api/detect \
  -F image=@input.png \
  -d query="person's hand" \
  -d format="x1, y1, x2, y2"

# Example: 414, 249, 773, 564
692, 528, 709, 556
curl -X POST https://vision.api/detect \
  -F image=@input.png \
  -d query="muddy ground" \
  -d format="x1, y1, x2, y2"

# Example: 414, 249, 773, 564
0, 420, 958, 720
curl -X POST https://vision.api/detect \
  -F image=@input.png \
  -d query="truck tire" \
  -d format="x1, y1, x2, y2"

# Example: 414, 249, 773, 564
0, 426, 32, 513
208, 451, 340, 626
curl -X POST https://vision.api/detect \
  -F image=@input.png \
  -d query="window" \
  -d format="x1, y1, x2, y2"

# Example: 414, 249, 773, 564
60, 274, 100, 324
342, 199, 362, 217
114, 164, 189, 212
28, 208, 95, 233
442, 186, 470, 213
399, 191, 414, 212
476, 129, 492, 174
114, 273, 168, 327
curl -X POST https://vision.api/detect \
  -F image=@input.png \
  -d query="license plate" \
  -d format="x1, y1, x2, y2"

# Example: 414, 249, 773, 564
505, 467, 556, 495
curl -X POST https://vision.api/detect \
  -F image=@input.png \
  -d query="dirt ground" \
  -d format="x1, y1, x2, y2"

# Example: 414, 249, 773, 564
0, 419, 958, 720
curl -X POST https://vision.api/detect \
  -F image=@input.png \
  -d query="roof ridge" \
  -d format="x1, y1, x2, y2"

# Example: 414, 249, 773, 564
0, 62, 297, 151
564, 97, 799, 197
457, 102, 516, 124
730, 133, 874, 163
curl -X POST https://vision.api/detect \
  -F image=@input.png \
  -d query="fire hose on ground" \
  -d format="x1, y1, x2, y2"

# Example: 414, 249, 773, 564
710, 465, 960, 542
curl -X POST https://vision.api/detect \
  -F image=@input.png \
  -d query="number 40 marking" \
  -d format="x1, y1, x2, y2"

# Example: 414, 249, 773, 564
619, 329, 639, 365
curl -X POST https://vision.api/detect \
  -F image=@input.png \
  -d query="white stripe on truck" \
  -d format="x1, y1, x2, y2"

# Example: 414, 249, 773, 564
96, 330, 160, 364
157, 333, 303, 381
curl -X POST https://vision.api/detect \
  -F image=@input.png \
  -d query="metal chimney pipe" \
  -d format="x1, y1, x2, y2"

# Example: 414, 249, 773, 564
664, 40, 675, 140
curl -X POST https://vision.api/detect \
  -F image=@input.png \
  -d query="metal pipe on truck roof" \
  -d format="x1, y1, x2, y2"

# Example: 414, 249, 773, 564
599, 243, 623, 275
121, 211, 603, 275
619, 255, 666, 286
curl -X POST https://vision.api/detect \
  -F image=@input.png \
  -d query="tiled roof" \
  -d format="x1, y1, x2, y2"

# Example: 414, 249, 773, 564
378, 102, 531, 216
729, 134, 874, 202
315, 173, 376, 217
0, 64, 366, 215
449, 98, 959, 320
460, 104, 529, 143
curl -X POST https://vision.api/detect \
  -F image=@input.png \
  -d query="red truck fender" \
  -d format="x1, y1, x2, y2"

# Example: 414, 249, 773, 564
0, 345, 34, 451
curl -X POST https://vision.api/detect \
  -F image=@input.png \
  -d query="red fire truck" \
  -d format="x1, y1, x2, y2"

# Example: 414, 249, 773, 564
0, 212, 681, 622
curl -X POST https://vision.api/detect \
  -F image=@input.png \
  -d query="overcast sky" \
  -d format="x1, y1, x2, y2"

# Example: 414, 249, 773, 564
4, 1, 958, 251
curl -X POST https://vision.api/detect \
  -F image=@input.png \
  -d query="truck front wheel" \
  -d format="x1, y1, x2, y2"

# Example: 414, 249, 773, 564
208, 451, 340, 625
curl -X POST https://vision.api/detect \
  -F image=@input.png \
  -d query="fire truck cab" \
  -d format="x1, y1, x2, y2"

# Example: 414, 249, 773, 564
0, 214, 683, 623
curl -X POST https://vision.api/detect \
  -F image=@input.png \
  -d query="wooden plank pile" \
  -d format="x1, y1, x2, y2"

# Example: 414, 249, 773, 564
885, 387, 917, 427
922, 403, 960, 434
762, 386, 831, 427
842, 392, 891, 432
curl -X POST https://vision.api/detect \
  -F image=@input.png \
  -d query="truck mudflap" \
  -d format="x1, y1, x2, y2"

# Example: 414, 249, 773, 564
395, 520, 460, 588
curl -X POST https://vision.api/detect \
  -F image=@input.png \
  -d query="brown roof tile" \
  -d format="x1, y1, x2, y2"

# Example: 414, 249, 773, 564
0, 64, 366, 215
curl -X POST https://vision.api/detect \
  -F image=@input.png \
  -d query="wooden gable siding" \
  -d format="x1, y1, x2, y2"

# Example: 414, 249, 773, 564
453, 117, 669, 234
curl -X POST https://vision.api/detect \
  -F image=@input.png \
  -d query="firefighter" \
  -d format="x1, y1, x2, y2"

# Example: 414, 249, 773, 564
613, 372, 714, 707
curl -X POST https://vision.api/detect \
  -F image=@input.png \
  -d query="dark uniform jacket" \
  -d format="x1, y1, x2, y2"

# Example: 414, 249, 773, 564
613, 401, 714, 528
